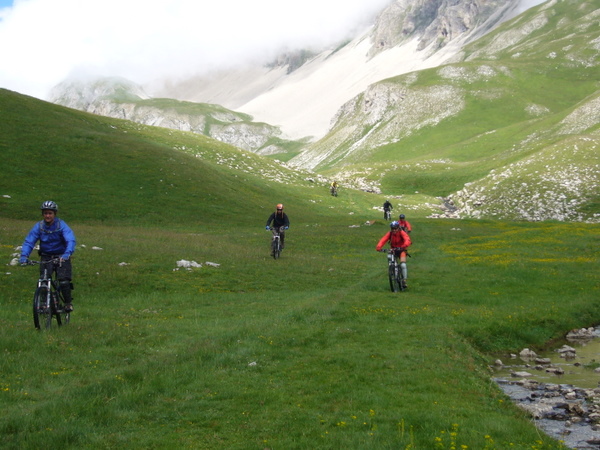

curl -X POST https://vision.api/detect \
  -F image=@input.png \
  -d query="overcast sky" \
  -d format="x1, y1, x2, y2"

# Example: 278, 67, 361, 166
0, 0, 391, 100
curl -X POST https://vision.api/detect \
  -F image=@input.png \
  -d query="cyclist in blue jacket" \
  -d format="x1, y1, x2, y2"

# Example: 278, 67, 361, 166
20, 201, 77, 311
265, 203, 290, 249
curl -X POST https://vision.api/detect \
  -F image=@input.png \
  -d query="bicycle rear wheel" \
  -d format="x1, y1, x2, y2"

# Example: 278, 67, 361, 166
388, 264, 400, 292
56, 289, 70, 325
397, 259, 408, 291
33, 287, 52, 329
51, 291, 64, 326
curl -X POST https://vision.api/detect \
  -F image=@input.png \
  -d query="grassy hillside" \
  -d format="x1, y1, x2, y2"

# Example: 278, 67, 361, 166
1, 218, 598, 449
292, 0, 599, 222
0, 88, 375, 227
1, 89, 599, 448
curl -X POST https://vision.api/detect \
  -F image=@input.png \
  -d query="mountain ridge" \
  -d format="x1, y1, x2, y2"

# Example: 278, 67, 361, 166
45, 0, 599, 223
150, 0, 544, 140
51, 0, 543, 142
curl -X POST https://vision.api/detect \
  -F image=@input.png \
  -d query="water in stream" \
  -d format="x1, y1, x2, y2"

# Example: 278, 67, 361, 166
491, 328, 600, 448
491, 335, 600, 388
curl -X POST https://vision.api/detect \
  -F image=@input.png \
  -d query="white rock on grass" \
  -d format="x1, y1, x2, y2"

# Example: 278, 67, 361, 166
176, 260, 202, 268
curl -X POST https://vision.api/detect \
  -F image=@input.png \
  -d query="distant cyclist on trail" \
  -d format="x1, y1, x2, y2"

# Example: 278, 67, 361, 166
265, 204, 290, 249
383, 200, 393, 219
376, 221, 412, 289
398, 214, 412, 234
330, 180, 339, 196
19, 201, 76, 312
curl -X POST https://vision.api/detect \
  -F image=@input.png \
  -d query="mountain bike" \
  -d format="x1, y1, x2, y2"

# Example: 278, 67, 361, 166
380, 248, 408, 292
384, 209, 392, 221
330, 185, 338, 197
269, 226, 285, 259
26, 259, 71, 329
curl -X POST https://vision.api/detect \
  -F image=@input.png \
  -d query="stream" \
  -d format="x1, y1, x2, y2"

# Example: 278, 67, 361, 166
491, 327, 600, 449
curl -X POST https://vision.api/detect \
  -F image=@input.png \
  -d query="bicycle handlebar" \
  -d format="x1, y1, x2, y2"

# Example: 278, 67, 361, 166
268, 226, 287, 232
21, 258, 62, 266
379, 248, 411, 257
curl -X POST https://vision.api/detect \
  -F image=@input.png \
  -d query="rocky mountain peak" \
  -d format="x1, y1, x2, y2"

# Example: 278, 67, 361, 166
49, 77, 150, 111
369, 0, 521, 56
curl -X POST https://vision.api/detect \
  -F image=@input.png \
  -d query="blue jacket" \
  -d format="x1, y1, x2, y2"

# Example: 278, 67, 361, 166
21, 218, 76, 259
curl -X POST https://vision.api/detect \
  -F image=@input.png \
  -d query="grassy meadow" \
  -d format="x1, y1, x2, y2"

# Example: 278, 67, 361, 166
1, 89, 599, 449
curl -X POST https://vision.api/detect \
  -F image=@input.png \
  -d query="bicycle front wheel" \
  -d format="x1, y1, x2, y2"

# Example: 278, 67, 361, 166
271, 238, 280, 259
388, 264, 400, 292
33, 287, 52, 329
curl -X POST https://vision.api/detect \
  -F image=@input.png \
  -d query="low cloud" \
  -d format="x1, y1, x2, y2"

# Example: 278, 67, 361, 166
0, 0, 391, 99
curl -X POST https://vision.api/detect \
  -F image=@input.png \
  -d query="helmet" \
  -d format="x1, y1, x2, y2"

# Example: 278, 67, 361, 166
399, 214, 405, 219
390, 221, 400, 230
40, 201, 58, 212
276, 203, 283, 210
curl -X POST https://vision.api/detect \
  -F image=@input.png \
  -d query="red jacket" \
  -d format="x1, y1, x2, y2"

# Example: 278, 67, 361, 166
399, 219, 412, 232
376, 229, 411, 251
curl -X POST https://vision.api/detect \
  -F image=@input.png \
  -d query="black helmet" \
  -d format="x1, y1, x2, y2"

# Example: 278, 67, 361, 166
390, 221, 400, 230
40, 200, 58, 212
399, 214, 405, 219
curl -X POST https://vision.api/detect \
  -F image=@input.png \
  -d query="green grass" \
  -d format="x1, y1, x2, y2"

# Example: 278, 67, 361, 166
1, 88, 598, 449
2, 217, 597, 449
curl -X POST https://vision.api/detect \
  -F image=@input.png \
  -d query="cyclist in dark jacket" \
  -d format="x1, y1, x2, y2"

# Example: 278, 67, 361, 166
383, 200, 393, 219
265, 203, 290, 249
20, 201, 76, 311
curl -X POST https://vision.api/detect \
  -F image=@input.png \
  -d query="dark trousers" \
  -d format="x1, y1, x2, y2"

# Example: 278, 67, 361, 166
40, 255, 73, 303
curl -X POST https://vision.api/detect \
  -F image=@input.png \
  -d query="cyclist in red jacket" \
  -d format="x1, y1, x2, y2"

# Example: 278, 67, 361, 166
376, 221, 412, 288
398, 214, 412, 234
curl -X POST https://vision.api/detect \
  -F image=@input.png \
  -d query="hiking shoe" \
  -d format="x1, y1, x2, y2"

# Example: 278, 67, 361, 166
64, 303, 74, 312
402, 281, 408, 289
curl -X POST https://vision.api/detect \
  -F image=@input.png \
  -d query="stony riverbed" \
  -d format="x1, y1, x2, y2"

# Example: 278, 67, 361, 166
492, 327, 600, 449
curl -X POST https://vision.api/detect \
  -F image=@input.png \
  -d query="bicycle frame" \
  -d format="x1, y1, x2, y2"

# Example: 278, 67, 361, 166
383, 248, 406, 292
29, 259, 69, 329
39, 266, 52, 304
270, 226, 284, 259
